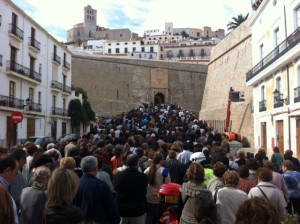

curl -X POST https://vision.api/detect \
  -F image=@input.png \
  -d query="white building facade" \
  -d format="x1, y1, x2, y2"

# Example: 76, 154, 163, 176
247, 0, 300, 156
0, 0, 73, 147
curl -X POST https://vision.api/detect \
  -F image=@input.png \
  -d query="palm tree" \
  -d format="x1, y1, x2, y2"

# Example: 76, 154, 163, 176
227, 13, 249, 31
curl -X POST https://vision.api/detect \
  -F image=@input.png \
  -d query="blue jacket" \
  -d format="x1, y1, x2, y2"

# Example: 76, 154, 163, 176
75, 173, 120, 224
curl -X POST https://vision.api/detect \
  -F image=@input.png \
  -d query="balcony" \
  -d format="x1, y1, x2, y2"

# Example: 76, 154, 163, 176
259, 100, 266, 112
274, 97, 284, 108
0, 95, 24, 109
62, 84, 72, 94
6, 61, 42, 83
247, 26, 300, 82
51, 80, 63, 91
51, 107, 68, 116
52, 54, 61, 65
294, 86, 300, 103
8, 23, 24, 41
63, 60, 70, 70
27, 102, 42, 113
28, 37, 41, 52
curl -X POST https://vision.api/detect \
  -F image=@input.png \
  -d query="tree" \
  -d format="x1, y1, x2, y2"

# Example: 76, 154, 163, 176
68, 99, 85, 128
227, 13, 249, 31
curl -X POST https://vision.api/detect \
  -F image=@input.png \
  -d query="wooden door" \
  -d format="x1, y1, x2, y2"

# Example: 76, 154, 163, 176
276, 120, 284, 154
51, 121, 57, 139
296, 119, 300, 159
27, 118, 35, 138
261, 122, 267, 149
6, 116, 16, 149
62, 122, 66, 136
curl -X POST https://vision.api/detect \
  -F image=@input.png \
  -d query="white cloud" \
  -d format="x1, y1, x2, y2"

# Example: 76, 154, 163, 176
12, 0, 252, 42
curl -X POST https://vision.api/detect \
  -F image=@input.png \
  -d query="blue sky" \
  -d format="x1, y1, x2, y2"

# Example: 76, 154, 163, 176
12, 0, 252, 42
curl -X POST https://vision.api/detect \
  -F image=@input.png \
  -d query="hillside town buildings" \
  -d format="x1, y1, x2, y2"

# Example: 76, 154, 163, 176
0, 0, 77, 148
246, 0, 300, 156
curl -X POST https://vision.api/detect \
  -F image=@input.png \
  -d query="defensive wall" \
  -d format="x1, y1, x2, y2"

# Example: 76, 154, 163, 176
199, 21, 254, 147
72, 55, 208, 117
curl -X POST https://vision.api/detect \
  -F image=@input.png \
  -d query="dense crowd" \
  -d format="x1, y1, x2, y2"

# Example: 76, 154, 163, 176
1, 103, 300, 224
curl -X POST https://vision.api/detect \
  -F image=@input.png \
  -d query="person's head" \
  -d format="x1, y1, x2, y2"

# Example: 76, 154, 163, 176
59, 157, 76, 170
126, 154, 139, 168
9, 149, 27, 169
187, 162, 205, 183
235, 197, 280, 224
282, 160, 294, 172
152, 152, 164, 165
194, 191, 217, 224
236, 149, 245, 159
0, 156, 19, 184
168, 150, 177, 159
93, 154, 104, 170
32, 166, 51, 190
257, 167, 273, 182
0, 146, 8, 157
237, 165, 250, 178
26, 142, 38, 156
32, 154, 53, 170
263, 160, 275, 171
273, 146, 280, 153
284, 149, 293, 158
80, 156, 98, 175
147, 152, 164, 186
47, 168, 79, 207
223, 170, 239, 187
213, 161, 227, 178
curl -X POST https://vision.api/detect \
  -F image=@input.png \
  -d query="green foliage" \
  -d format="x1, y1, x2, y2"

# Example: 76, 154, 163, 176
181, 30, 189, 38
227, 13, 249, 31
83, 100, 96, 122
283, 213, 298, 224
68, 99, 84, 126
72, 86, 88, 101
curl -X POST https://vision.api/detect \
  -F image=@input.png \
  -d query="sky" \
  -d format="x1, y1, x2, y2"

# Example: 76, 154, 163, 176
11, 0, 253, 42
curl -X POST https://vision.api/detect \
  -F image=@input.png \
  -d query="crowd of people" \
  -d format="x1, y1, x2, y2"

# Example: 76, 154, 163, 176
0, 103, 300, 224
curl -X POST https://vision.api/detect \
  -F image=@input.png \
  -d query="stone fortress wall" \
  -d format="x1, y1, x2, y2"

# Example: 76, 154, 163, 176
72, 55, 208, 117
199, 21, 254, 147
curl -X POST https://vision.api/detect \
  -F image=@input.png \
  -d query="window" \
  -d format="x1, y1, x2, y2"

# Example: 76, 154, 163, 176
120, 34, 123, 37
125, 43, 128, 45
9, 81, 15, 99
276, 76, 282, 92
29, 87, 34, 101
52, 95, 56, 108
133, 42, 136, 44
274, 28, 279, 47
63, 98, 66, 110
259, 44, 264, 61
139, 54, 141, 58
150, 47, 154, 53
124, 48, 128, 53
133, 47, 136, 52
108, 49, 111, 54
0, 15, 2, 26
142, 47, 145, 52
297, 65, 300, 87
0, 54, 2, 66
296, 6, 300, 28
39, 63, 42, 74
108, 43, 111, 46
116, 48, 119, 53
38, 91, 41, 104
116, 43, 119, 45
261, 85, 265, 100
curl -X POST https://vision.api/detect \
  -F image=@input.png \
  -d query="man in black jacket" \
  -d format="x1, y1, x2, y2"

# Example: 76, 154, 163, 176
114, 154, 148, 224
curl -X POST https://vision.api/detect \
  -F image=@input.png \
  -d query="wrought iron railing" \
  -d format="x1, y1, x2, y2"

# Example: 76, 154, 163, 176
28, 37, 41, 51
259, 100, 266, 112
247, 26, 300, 82
63, 60, 70, 70
294, 86, 300, 103
63, 109, 69, 116
51, 107, 64, 116
28, 102, 42, 112
51, 80, 63, 90
9, 23, 24, 40
6, 61, 42, 82
63, 85, 71, 94
53, 54, 61, 64
0, 95, 24, 109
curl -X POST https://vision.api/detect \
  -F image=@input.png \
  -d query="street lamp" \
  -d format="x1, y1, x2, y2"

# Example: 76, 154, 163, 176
273, 89, 287, 104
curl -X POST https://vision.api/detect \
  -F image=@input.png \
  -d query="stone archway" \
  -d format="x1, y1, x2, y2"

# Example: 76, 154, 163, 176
154, 92, 165, 105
